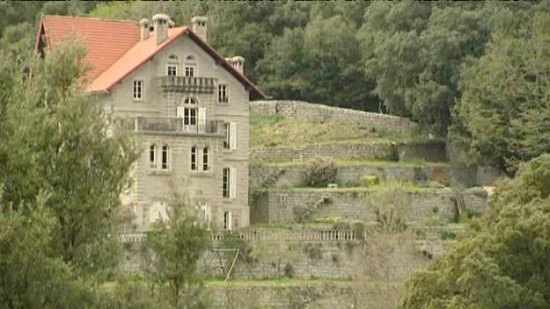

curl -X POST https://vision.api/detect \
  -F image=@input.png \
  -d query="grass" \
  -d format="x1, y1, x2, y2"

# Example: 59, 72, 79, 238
250, 115, 414, 148
205, 277, 353, 287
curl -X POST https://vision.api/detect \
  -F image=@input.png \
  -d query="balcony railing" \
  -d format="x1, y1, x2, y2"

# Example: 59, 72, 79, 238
157, 76, 216, 93
134, 117, 222, 135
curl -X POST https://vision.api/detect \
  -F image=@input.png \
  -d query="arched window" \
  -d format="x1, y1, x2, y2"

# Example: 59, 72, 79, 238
203, 147, 209, 171
167, 54, 178, 76
191, 146, 197, 171
185, 55, 196, 77
149, 144, 157, 169
182, 97, 198, 126
161, 145, 169, 170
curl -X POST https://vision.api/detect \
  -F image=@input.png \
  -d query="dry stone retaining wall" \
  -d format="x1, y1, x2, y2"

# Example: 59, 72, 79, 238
251, 141, 396, 163
251, 100, 414, 133
251, 188, 487, 224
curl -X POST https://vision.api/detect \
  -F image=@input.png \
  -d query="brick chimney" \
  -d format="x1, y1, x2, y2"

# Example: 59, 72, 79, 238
191, 16, 208, 42
227, 56, 245, 74
152, 14, 170, 45
139, 18, 150, 41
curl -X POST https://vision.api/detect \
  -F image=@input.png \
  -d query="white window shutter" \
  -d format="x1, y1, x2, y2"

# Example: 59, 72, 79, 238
230, 122, 237, 150
230, 167, 237, 199
198, 107, 206, 123
227, 211, 233, 230
176, 106, 185, 118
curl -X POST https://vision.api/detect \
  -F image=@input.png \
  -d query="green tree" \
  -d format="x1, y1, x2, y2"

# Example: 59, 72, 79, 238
144, 196, 210, 308
0, 38, 138, 277
453, 12, 550, 174
401, 154, 550, 308
0, 194, 95, 308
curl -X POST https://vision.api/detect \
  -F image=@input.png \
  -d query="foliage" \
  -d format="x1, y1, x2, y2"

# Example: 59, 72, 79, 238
452, 12, 550, 175
0, 197, 96, 308
0, 38, 138, 278
360, 174, 380, 187
304, 157, 337, 187
144, 196, 210, 308
401, 154, 550, 308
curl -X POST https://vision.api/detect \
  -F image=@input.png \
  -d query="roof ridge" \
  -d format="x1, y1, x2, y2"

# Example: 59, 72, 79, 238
44, 15, 138, 24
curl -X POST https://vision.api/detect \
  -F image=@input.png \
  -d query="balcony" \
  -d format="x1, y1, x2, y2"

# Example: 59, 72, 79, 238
134, 117, 223, 135
157, 76, 216, 94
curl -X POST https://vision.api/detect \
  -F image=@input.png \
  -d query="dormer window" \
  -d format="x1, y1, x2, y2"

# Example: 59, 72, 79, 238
167, 54, 178, 76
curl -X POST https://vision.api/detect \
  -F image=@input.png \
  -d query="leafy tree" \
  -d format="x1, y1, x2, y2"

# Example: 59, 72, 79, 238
401, 154, 550, 308
144, 196, 210, 308
0, 193, 96, 308
453, 12, 550, 174
0, 38, 138, 277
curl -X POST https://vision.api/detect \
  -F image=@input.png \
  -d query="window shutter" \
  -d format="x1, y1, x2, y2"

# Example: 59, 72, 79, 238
198, 107, 206, 130
227, 211, 233, 230
176, 106, 185, 118
230, 167, 237, 199
230, 122, 237, 150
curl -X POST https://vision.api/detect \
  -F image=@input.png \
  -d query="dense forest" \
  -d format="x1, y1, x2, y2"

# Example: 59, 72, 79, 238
2, 1, 550, 173
1, 1, 550, 308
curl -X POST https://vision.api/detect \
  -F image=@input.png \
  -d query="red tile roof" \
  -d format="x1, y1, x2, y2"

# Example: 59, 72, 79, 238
36, 15, 265, 99
37, 15, 141, 83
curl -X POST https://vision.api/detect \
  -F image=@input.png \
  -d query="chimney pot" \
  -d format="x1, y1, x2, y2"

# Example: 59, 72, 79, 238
228, 56, 245, 75
191, 16, 208, 42
152, 14, 170, 45
139, 18, 150, 41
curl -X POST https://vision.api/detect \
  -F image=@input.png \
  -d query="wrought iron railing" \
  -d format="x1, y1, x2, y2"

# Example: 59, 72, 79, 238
157, 76, 216, 93
134, 117, 222, 135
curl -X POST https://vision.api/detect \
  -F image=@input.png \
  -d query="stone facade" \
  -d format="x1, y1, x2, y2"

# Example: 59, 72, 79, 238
250, 100, 414, 133
96, 17, 255, 231
251, 188, 487, 224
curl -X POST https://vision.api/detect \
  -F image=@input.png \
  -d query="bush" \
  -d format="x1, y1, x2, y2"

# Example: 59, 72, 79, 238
284, 263, 295, 278
360, 174, 380, 187
465, 187, 488, 198
304, 157, 338, 187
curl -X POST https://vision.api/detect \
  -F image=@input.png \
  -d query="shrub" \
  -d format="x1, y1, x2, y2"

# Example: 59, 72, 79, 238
360, 174, 380, 187
284, 263, 295, 278
304, 157, 337, 187
465, 187, 488, 198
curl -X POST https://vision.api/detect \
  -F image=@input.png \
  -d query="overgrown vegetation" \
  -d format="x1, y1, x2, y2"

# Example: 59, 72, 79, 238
402, 154, 550, 307
304, 157, 338, 188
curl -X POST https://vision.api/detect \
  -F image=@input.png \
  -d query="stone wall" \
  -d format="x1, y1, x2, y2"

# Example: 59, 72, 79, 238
250, 162, 451, 193
251, 188, 487, 224
250, 100, 414, 133
250, 141, 396, 163
207, 282, 358, 308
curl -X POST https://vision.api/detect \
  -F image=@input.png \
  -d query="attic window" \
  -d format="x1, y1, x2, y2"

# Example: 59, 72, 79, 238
186, 55, 195, 61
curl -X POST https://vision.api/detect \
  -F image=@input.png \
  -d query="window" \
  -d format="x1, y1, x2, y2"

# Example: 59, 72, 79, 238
224, 122, 237, 150
184, 65, 195, 77
167, 54, 178, 76
133, 80, 143, 100
185, 55, 196, 77
218, 84, 228, 103
183, 98, 198, 126
222, 168, 229, 198
191, 146, 197, 171
161, 145, 169, 170
224, 123, 230, 149
150, 201, 168, 224
167, 64, 177, 76
149, 144, 157, 169
200, 202, 211, 228
224, 211, 232, 230
222, 167, 236, 199
203, 147, 209, 171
